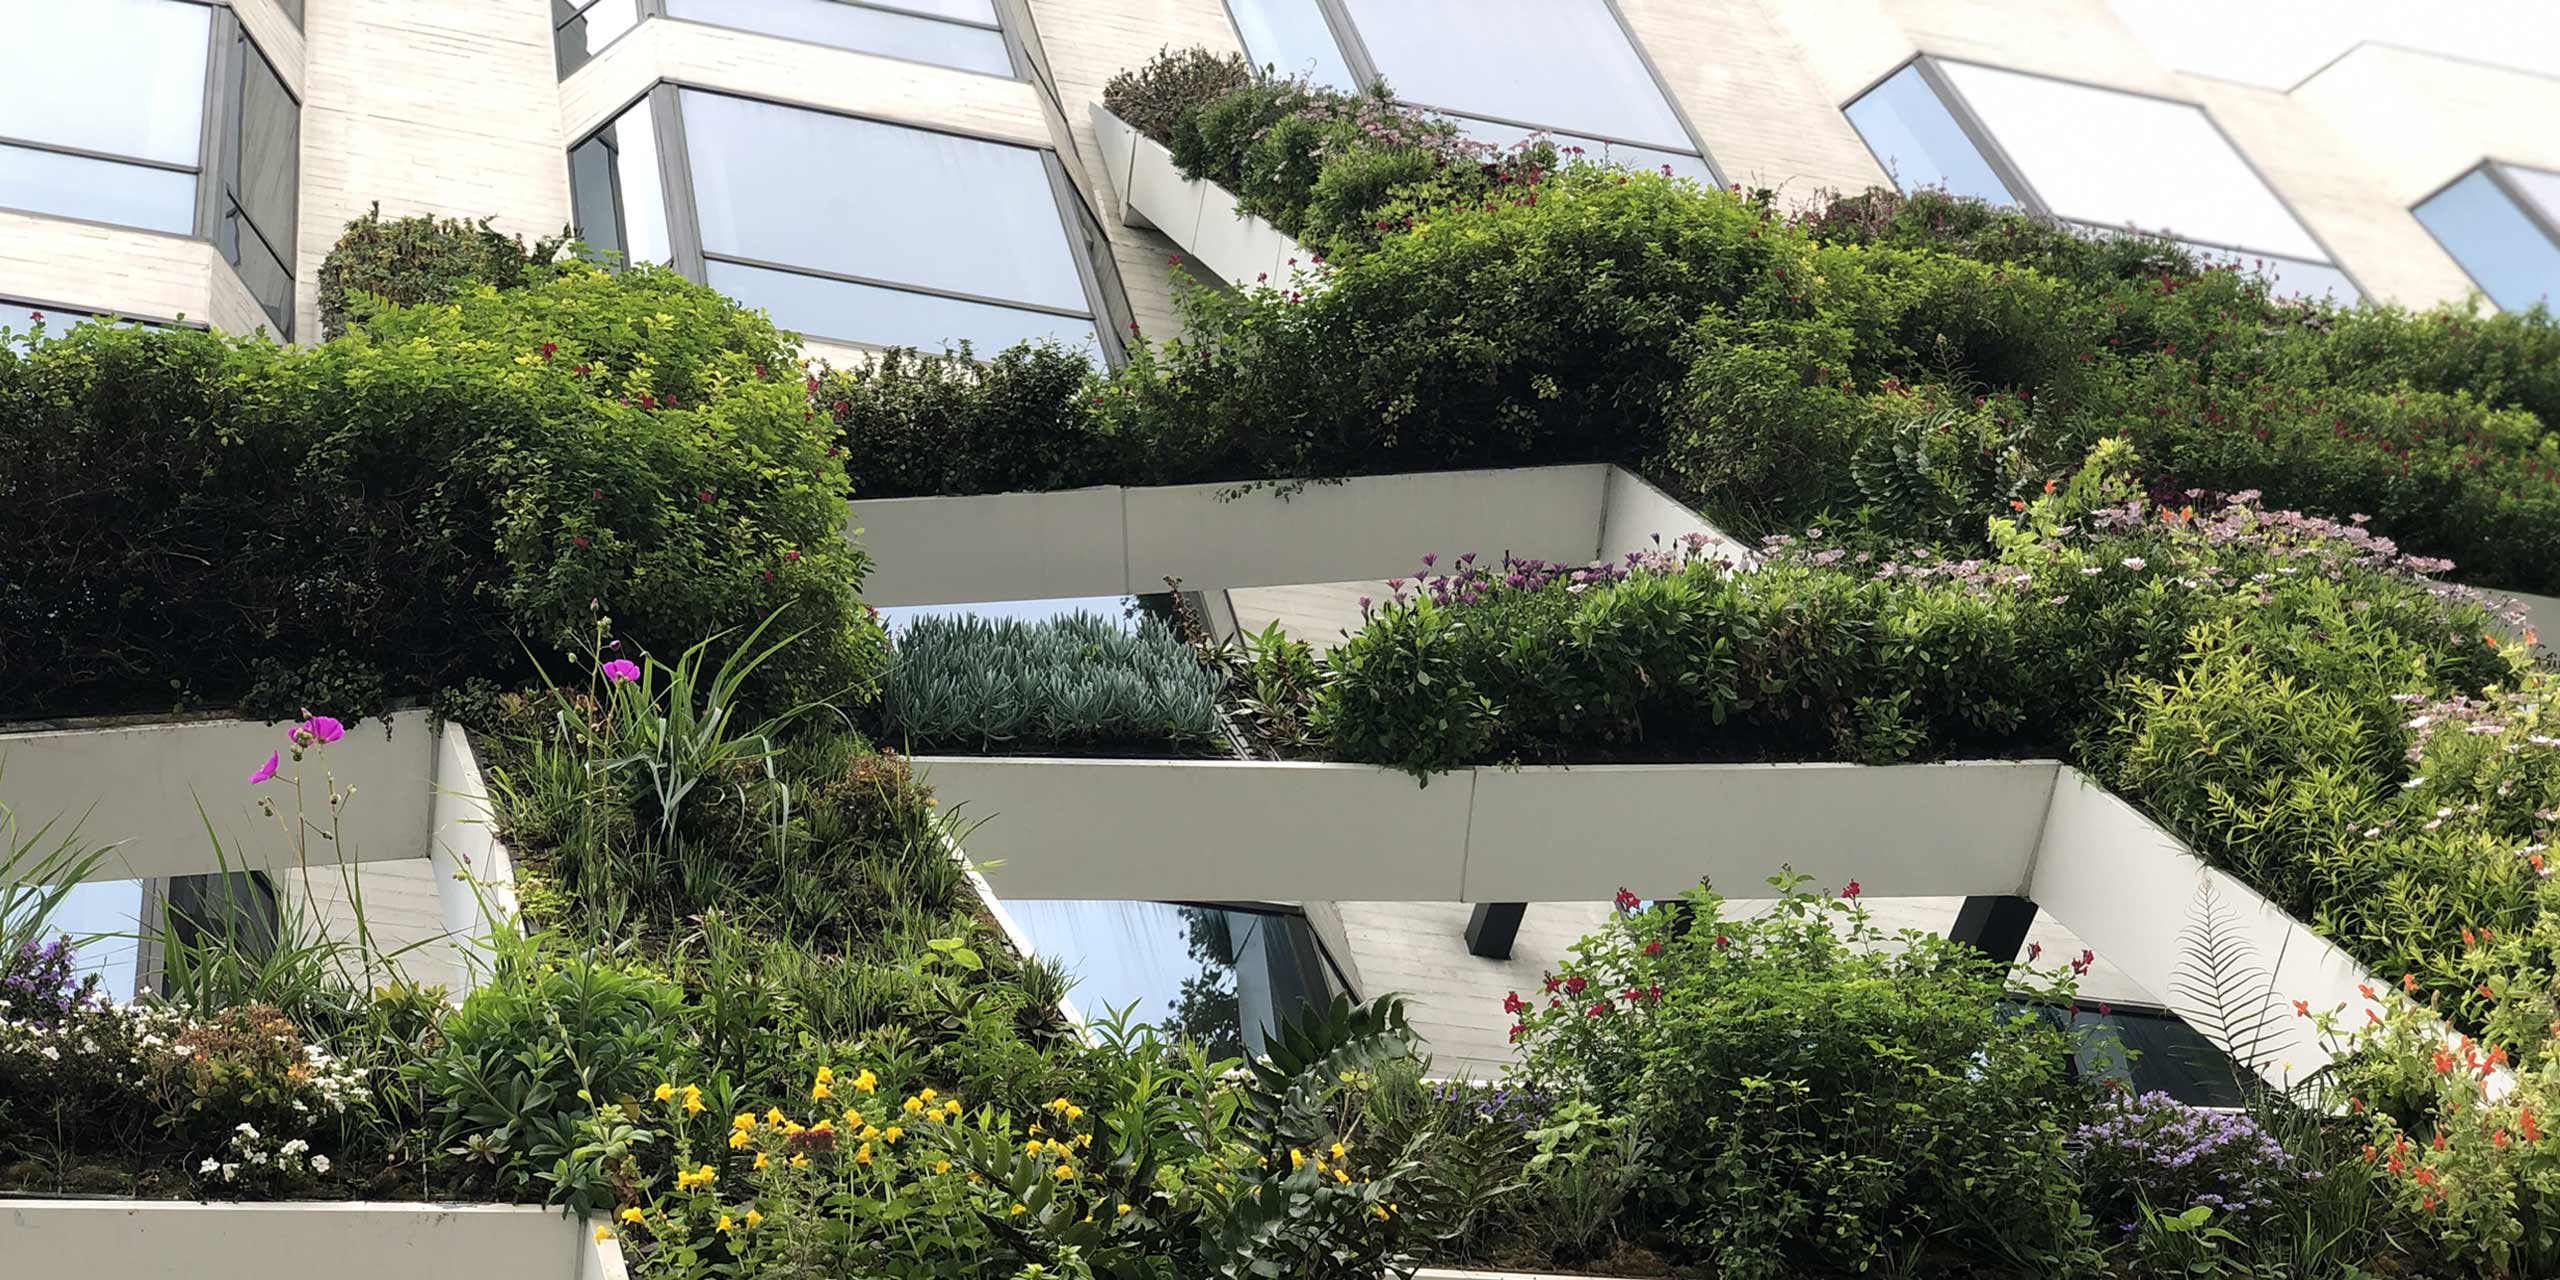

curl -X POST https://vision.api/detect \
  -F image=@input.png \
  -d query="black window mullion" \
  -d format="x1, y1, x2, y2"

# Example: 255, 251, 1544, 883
192, 8, 237, 243
1043, 150, 1127, 364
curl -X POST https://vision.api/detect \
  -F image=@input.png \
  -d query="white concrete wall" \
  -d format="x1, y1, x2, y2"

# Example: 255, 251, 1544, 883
0, 710, 442, 883
0, 212, 273, 334
859, 465, 1643, 605
924, 756, 2062, 901
297, 0, 576, 339
4, 1200, 617, 1280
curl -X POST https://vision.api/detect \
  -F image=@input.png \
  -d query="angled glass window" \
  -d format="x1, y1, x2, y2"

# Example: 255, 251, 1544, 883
0, 0, 210, 234
1000, 900, 1343, 1059
219, 33, 302, 335
1221, 0, 1715, 180
569, 89, 1119, 359
555, 0, 1017, 80
1843, 63, 2015, 206
1223, 0, 1352, 88
1847, 57, 2354, 303
0, 300, 178, 353
2414, 163, 2560, 312
567, 95, 673, 267
666, 0, 1011, 77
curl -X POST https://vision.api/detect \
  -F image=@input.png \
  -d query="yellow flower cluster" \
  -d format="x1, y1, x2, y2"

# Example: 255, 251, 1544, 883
653, 1081, 707, 1114
674, 1163, 719, 1191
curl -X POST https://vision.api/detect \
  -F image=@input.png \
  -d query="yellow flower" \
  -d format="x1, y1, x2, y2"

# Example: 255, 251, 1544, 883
1116, 1203, 1133, 1217
859, 1124, 880, 1141
1329, 1142, 1345, 1161
918, 1087, 938, 1103
727, 1130, 750, 1150
789, 1153, 810, 1170
1333, 1168, 1349, 1184
1053, 1163, 1076, 1181
1010, 1203, 1028, 1217
752, 1152, 770, 1170
853, 1069, 878, 1094
932, 1159, 953, 1175
810, 1080, 832, 1101
683, 1086, 705, 1114
1288, 1149, 1304, 1170
814, 1065, 835, 1085
653, 1083, 676, 1103
1064, 1105, 1084, 1121
732, 1113, 755, 1132
1028, 1119, 1044, 1135
743, 1209, 763, 1229
810, 1119, 834, 1134
783, 1121, 806, 1136
1372, 1205, 1390, 1221
621, 1208, 645, 1224
903, 1096, 926, 1115
716, 1214, 735, 1235
1075, 1134, 1091, 1149
855, 1143, 873, 1165
765, 1107, 786, 1125
595, 1226, 611, 1242
1047, 1097, 1072, 1114
942, 1100, 962, 1119
882, 1126, 904, 1145
1024, 1138, 1044, 1156
842, 1108, 865, 1128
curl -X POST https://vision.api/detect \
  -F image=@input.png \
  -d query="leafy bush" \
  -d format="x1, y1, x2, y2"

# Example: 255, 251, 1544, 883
315, 204, 564, 340
822, 341, 1105, 498
882, 611, 1220, 752
2074, 1092, 2307, 1231
1103, 46, 1256, 155
1512, 876, 2099, 1276
0, 262, 880, 718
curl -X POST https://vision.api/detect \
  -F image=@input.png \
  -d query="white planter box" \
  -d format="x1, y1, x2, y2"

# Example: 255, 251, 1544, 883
855, 464, 1746, 606
0, 710, 518, 997
3, 1200, 622, 1280
923, 753, 2393, 1088
921, 756, 2060, 902
1090, 104, 1306, 290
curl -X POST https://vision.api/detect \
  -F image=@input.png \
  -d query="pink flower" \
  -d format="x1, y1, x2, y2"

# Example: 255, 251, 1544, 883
601, 659, 642, 683
299, 715, 345, 744
248, 752, 280, 785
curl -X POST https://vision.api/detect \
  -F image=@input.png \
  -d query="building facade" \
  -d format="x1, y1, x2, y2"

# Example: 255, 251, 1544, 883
6, 0, 2552, 1079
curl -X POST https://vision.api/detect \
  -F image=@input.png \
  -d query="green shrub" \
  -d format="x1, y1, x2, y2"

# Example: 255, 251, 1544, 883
1102, 45, 1256, 153
882, 611, 1220, 752
315, 204, 565, 340
0, 262, 879, 718
1514, 876, 2100, 1276
821, 342, 1106, 498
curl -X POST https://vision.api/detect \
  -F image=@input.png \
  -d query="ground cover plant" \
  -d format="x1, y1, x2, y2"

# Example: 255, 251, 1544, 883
881, 610, 1221, 754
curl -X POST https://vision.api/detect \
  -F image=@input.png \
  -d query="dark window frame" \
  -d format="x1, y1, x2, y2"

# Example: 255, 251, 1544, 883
568, 80, 1133, 364
1216, 0, 1725, 186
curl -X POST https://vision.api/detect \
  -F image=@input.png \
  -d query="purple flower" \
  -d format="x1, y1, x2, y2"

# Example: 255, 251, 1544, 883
299, 715, 345, 745
601, 659, 642, 683
249, 752, 280, 785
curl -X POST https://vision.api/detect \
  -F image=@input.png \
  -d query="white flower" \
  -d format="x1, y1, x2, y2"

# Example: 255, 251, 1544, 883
38, 1046, 58, 1061
311, 1155, 330, 1175
2079, 566, 2102, 576
199, 1158, 221, 1175
281, 1139, 309, 1157
2120, 557, 2147, 571
235, 1123, 260, 1139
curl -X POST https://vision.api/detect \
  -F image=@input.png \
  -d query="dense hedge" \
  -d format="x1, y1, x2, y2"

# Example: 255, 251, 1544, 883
849, 61, 2559, 592
0, 262, 880, 718
314, 205, 566, 341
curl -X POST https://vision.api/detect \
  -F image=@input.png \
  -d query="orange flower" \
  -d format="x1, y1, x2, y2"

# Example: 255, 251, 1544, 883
2479, 983, 2497, 1001
2462, 927, 2477, 947
2523, 1106, 2543, 1143
2416, 1168, 2437, 1188
2292, 999, 2310, 1018
2494, 1129, 2512, 1148
2009, 500, 2026, 512
2434, 1049, 2457, 1075
2403, 973, 2421, 993
2359, 983, 2378, 1001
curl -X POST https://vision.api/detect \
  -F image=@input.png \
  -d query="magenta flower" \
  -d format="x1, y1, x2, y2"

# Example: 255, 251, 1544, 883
249, 752, 280, 785
300, 715, 345, 745
601, 659, 642, 683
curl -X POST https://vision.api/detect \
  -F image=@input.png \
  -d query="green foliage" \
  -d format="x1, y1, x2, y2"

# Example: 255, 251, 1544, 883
315, 203, 565, 340
1103, 46, 1257, 158
823, 341, 1108, 498
882, 611, 1221, 753
0, 261, 879, 718
1514, 875, 2101, 1277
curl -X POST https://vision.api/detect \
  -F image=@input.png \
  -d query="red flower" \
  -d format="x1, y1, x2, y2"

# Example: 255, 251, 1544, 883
1501, 991, 1525, 1015
783, 548, 800, 562
1584, 1001, 1611, 1017
1713, 935, 1729, 949
571, 535, 588, 548
1840, 879, 1861, 899
1508, 1022, 1527, 1042
2027, 942, 2041, 962
1562, 975, 1587, 996
1542, 976, 1560, 994
1643, 941, 1662, 956
538, 341, 557, 360
2292, 999, 2310, 1017
1614, 888, 1640, 912
698, 489, 715, 503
